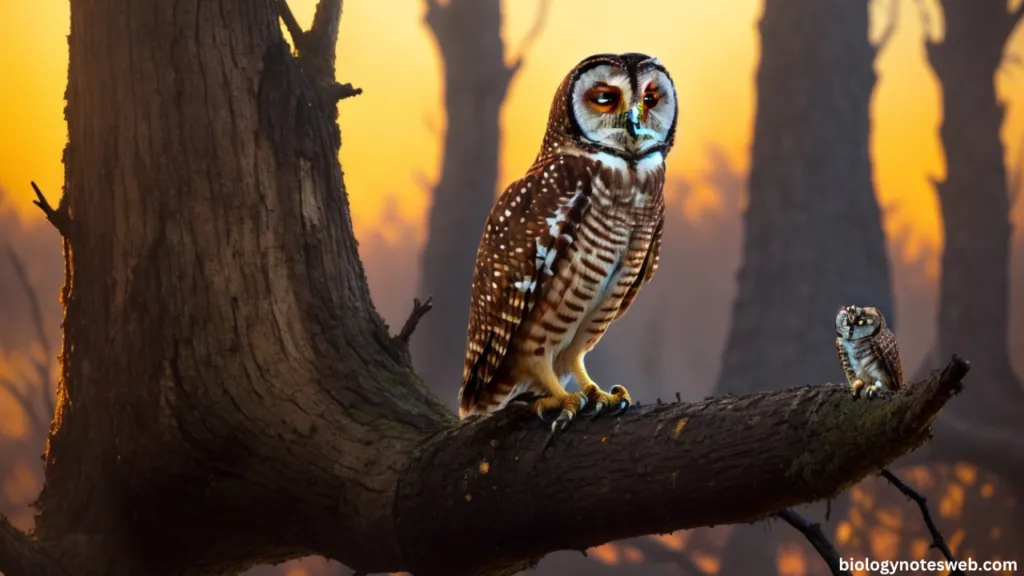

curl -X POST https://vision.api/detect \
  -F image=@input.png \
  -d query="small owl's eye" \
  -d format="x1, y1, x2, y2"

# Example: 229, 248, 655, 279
867, 319, 874, 324
643, 84, 660, 109
857, 319, 865, 326
586, 86, 620, 114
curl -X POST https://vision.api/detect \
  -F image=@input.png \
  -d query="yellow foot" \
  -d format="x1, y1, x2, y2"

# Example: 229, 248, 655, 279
580, 383, 632, 416
850, 378, 866, 398
530, 391, 588, 433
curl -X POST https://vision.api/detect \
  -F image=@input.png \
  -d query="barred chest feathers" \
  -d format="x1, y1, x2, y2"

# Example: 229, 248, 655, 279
523, 151, 665, 381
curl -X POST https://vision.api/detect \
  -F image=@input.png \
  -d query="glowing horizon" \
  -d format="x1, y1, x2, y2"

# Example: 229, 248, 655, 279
2, 0, 1023, 273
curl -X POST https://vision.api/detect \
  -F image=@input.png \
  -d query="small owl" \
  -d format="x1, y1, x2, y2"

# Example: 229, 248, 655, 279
459, 53, 678, 432
835, 305, 903, 398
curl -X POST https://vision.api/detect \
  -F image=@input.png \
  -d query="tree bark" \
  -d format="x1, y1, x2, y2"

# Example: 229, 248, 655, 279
897, 1, 1024, 491
713, 1, 894, 573
0, 1, 972, 576
413, 0, 518, 408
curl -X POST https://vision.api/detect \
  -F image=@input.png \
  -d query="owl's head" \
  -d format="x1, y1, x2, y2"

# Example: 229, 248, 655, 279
541, 53, 678, 163
836, 305, 887, 340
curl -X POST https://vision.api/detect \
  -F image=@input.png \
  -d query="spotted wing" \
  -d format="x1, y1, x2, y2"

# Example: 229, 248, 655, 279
871, 329, 904, 390
459, 156, 594, 416
614, 208, 664, 321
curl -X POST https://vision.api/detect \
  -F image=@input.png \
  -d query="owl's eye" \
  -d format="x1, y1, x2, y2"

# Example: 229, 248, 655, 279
857, 320, 865, 326
585, 86, 620, 114
643, 83, 660, 109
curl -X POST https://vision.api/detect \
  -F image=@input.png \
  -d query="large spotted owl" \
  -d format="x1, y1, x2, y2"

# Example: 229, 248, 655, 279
835, 305, 903, 398
458, 53, 678, 432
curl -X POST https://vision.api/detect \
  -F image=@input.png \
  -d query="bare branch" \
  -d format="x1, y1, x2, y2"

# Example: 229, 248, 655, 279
326, 81, 363, 102
879, 469, 964, 574
776, 509, 851, 576
396, 297, 433, 345
394, 356, 970, 575
308, 0, 342, 59
872, 0, 900, 54
507, 0, 553, 77
275, 0, 305, 50
29, 182, 68, 237
5, 245, 55, 421
0, 374, 45, 439
388, 297, 434, 368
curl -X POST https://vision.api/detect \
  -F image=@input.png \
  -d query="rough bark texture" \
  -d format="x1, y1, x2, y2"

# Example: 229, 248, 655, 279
713, 1, 893, 573
899, 0, 1024, 501
0, 1, 972, 576
413, 0, 518, 408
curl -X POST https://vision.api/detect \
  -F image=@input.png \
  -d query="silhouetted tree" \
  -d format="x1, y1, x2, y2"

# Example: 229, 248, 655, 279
414, 0, 550, 407
713, 1, 898, 574
0, 1, 969, 575
892, 0, 1024, 564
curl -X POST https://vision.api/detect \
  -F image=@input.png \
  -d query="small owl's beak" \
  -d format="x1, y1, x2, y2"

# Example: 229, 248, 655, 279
626, 103, 643, 139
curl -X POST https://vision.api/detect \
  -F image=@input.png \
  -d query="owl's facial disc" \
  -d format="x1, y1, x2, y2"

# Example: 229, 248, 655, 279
836, 305, 882, 339
570, 59, 677, 159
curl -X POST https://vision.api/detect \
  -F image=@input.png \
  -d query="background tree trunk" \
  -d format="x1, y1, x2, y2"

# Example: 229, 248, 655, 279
903, 0, 1024, 482
892, 0, 1024, 561
713, 1, 894, 573
413, 0, 518, 407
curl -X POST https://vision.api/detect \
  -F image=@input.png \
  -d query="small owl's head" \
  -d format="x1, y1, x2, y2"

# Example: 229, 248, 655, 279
836, 305, 887, 340
541, 53, 678, 162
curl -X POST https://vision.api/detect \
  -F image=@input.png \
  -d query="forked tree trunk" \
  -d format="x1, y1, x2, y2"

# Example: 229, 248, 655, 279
896, 0, 1024, 550
714, 1, 894, 574
31, 0, 452, 572
0, 2, 971, 576
413, 0, 517, 407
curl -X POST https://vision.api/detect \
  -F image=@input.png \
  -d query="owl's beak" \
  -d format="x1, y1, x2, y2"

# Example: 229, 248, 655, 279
626, 104, 643, 139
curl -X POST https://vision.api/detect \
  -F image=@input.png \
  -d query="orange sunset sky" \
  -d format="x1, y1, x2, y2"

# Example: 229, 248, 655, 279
2, 0, 1024, 271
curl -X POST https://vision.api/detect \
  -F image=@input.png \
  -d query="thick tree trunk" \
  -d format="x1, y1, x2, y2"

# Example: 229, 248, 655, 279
898, 0, 1024, 528
0, 2, 972, 576
713, 1, 893, 573
413, 0, 516, 408
31, 0, 452, 572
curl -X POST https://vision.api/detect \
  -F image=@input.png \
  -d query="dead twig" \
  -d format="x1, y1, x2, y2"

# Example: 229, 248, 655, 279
6, 245, 56, 418
879, 468, 965, 575
275, 0, 360, 103
507, 0, 553, 76
397, 297, 433, 344
326, 82, 363, 102
776, 509, 851, 576
30, 182, 68, 237
389, 297, 433, 368
0, 375, 45, 439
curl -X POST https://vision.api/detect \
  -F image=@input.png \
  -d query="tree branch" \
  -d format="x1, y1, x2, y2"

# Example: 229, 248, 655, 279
275, 0, 358, 104
507, 0, 553, 77
879, 468, 964, 574
0, 374, 45, 439
776, 509, 851, 576
392, 356, 969, 575
389, 296, 433, 367
29, 182, 68, 238
275, 0, 305, 50
0, 515, 72, 576
5, 244, 56, 421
